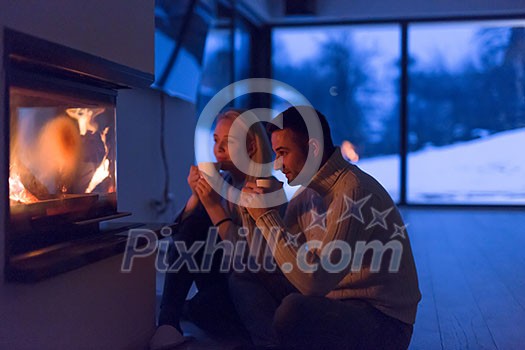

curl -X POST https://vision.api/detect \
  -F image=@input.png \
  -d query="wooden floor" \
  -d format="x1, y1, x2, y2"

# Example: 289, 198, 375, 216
406, 208, 525, 350
156, 208, 525, 349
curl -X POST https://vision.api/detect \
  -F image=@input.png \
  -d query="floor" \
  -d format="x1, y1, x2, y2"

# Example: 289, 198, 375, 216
156, 208, 525, 349
406, 208, 525, 350
170, 321, 248, 350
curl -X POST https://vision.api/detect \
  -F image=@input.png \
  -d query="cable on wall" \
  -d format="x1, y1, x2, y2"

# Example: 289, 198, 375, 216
153, 92, 173, 215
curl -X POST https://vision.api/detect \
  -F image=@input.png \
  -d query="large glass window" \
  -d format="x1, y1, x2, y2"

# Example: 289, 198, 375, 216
232, 19, 253, 108
272, 25, 401, 200
198, 17, 253, 113
197, 28, 232, 113
154, 30, 202, 101
153, 0, 211, 102
408, 20, 525, 204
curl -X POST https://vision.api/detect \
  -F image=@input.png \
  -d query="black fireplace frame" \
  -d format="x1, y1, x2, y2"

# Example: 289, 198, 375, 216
2, 28, 154, 282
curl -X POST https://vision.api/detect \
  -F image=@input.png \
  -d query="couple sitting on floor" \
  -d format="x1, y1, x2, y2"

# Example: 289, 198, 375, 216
151, 106, 421, 350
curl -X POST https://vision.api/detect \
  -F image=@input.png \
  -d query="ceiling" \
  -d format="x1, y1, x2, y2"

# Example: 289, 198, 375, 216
237, 0, 525, 26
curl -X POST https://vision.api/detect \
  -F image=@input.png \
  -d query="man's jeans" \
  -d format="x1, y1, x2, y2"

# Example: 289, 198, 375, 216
229, 271, 413, 349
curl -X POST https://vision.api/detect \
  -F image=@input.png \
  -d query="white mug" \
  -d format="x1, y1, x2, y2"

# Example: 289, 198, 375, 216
256, 177, 283, 189
198, 162, 221, 178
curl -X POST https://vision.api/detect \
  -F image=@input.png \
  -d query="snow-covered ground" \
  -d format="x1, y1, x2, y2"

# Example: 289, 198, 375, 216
358, 128, 525, 204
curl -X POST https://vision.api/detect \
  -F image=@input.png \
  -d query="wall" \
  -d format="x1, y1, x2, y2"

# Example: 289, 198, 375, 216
0, 254, 156, 350
0, 0, 154, 74
117, 89, 196, 224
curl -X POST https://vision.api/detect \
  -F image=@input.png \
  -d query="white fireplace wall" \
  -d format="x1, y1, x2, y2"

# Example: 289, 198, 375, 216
0, 254, 156, 349
0, 1, 162, 349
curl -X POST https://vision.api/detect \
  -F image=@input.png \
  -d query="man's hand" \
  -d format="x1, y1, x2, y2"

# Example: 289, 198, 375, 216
241, 181, 277, 221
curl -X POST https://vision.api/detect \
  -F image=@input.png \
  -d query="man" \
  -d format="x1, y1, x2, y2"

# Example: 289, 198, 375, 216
234, 106, 421, 349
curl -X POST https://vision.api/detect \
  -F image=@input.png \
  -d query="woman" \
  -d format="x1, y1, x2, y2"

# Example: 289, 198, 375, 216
151, 109, 274, 349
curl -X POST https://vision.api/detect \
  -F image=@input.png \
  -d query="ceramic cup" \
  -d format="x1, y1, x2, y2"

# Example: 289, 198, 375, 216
256, 177, 283, 189
198, 162, 221, 178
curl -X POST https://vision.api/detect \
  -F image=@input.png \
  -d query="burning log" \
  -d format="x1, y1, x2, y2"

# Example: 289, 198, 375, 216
15, 162, 52, 200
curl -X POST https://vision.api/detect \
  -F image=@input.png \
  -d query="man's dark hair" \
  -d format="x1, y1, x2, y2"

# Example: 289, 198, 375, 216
267, 106, 335, 153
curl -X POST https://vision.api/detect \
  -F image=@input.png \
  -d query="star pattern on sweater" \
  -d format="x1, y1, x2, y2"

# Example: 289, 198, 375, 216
305, 209, 330, 232
366, 207, 394, 230
284, 231, 302, 248
337, 194, 372, 224
390, 223, 408, 239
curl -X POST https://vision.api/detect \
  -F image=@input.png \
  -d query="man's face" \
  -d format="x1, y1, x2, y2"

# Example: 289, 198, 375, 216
271, 129, 308, 185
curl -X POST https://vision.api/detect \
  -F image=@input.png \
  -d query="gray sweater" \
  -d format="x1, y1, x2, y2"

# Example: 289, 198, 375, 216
255, 149, 421, 325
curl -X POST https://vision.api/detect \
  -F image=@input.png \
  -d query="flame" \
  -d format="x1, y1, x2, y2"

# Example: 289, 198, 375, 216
9, 106, 112, 203
66, 108, 104, 135
58, 109, 112, 194
85, 127, 110, 193
341, 140, 359, 162
86, 158, 110, 193
9, 172, 38, 204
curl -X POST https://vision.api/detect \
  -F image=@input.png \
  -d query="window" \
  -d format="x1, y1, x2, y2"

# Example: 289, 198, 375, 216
197, 28, 232, 113
197, 16, 254, 113
154, 30, 202, 101
408, 20, 525, 204
272, 25, 401, 200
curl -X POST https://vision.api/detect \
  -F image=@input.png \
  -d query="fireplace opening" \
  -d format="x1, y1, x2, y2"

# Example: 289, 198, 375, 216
3, 29, 154, 282
9, 80, 119, 255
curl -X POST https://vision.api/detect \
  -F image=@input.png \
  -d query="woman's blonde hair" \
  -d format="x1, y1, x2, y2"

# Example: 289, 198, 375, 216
216, 109, 273, 183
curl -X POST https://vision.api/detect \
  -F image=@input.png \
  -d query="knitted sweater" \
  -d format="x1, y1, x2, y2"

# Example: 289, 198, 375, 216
255, 149, 421, 325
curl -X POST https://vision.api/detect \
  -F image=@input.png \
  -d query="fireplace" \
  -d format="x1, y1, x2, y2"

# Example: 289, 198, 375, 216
3, 29, 154, 282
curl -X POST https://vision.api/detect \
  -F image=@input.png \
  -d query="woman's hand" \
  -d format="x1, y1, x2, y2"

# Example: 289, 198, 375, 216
187, 165, 200, 195
180, 166, 202, 220
195, 176, 222, 210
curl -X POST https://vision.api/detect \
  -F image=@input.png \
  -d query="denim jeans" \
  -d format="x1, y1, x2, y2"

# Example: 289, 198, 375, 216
229, 271, 413, 349
158, 210, 244, 336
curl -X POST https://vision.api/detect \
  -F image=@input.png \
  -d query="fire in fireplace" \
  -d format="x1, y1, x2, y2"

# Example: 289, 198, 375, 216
3, 29, 154, 281
9, 100, 116, 203
8, 84, 118, 248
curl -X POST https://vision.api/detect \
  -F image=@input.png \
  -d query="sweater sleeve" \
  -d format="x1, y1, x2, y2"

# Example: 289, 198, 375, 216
255, 186, 367, 296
